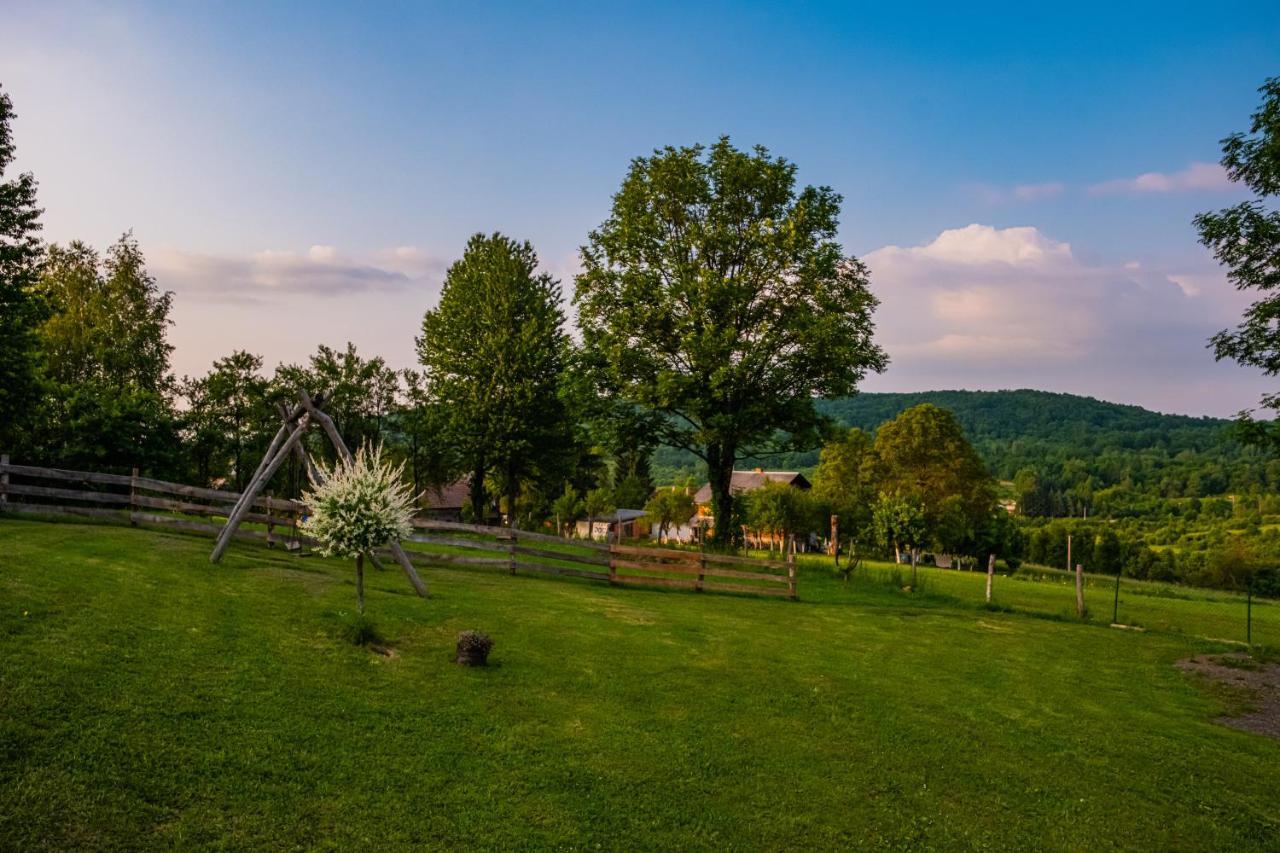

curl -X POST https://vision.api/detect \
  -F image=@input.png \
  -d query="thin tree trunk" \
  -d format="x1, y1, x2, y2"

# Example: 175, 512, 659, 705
985, 553, 995, 603
356, 552, 365, 614
910, 548, 919, 589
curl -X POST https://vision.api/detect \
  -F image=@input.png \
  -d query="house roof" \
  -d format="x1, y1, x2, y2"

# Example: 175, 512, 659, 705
421, 476, 470, 510
580, 508, 648, 524
693, 470, 811, 504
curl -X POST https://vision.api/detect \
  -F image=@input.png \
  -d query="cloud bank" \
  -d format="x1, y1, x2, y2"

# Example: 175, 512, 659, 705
1089, 162, 1231, 195
861, 224, 1268, 415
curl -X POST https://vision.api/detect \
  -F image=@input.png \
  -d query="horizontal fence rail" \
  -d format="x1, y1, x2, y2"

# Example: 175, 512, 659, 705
0, 456, 795, 600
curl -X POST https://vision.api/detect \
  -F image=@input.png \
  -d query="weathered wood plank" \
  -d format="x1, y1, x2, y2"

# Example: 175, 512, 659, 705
1, 502, 130, 521
511, 561, 612, 581
514, 544, 611, 566
0, 462, 133, 487
411, 518, 611, 551
698, 550, 790, 571
398, 551, 509, 569
5, 482, 132, 504
705, 582, 792, 597
610, 543, 704, 562
610, 558, 703, 575
700, 565, 789, 583
612, 574, 698, 590
405, 533, 510, 553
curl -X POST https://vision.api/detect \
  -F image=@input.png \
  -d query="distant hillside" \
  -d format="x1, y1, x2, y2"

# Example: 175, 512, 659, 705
652, 390, 1275, 500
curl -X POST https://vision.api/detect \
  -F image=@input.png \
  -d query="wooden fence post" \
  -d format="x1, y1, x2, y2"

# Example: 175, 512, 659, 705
787, 534, 797, 600
985, 553, 995, 603
697, 545, 706, 593
1075, 563, 1086, 618
0, 453, 8, 513
266, 491, 275, 548
1066, 534, 1072, 573
508, 529, 517, 575
129, 467, 139, 526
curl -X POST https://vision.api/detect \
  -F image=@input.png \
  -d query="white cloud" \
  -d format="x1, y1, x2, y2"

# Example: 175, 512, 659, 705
861, 224, 1270, 414
1089, 162, 1232, 195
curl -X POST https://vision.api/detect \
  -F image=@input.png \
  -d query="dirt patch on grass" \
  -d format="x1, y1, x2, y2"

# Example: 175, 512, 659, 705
1178, 653, 1280, 740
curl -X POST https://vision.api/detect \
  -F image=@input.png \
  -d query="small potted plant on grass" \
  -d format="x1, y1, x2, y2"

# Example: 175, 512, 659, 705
301, 443, 415, 615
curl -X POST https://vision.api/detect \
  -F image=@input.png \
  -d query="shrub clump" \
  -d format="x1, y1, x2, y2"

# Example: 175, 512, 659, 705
455, 630, 493, 666
340, 612, 385, 647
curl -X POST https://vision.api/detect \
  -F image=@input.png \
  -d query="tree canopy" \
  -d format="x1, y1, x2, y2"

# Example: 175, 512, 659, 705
1196, 76, 1280, 443
0, 84, 43, 454
575, 138, 885, 545
418, 233, 570, 523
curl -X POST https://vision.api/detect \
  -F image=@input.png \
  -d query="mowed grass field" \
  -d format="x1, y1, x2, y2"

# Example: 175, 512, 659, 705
2, 519, 1279, 850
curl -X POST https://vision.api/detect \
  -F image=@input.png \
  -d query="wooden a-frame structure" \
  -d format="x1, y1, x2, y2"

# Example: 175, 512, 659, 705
209, 389, 429, 597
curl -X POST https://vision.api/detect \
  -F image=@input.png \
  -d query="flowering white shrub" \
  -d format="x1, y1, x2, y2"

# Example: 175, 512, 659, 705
301, 443, 415, 559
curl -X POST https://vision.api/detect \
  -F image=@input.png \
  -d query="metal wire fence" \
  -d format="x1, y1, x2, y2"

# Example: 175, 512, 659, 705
795, 552, 1273, 648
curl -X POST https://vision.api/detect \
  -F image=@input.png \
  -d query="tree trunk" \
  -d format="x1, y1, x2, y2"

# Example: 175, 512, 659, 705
985, 553, 995, 603
910, 548, 919, 589
468, 463, 486, 524
705, 442, 736, 549
356, 552, 365, 614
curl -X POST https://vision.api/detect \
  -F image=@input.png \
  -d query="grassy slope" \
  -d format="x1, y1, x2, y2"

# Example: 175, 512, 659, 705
2, 519, 1278, 850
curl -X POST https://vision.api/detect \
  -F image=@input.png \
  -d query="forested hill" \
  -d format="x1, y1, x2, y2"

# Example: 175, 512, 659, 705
653, 390, 1278, 505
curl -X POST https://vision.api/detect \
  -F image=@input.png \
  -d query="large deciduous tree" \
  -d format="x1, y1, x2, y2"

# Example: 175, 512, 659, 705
1196, 76, 1280, 445
575, 138, 886, 546
418, 233, 569, 525
811, 427, 879, 545
0, 85, 44, 454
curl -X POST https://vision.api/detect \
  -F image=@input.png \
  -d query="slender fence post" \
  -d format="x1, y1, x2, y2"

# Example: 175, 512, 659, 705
266, 491, 275, 548
697, 544, 706, 593
985, 553, 995, 603
1075, 564, 1086, 618
129, 467, 139, 526
1247, 582, 1253, 646
1066, 534, 1072, 574
787, 534, 797, 600
1112, 569, 1122, 625
0, 453, 8, 513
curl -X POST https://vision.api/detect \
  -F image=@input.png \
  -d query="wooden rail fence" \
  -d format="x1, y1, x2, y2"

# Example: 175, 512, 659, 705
0, 457, 796, 600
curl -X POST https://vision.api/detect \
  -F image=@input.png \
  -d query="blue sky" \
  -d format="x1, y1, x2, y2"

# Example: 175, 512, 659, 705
3, 1, 1280, 415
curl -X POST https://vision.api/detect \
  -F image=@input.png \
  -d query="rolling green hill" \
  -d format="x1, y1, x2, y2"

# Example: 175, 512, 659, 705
653, 390, 1275, 503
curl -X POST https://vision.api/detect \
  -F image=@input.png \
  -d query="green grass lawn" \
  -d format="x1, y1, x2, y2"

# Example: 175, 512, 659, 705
2, 518, 1279, 850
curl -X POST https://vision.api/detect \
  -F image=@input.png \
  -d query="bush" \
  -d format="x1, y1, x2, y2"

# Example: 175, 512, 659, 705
340, 612, 385, 647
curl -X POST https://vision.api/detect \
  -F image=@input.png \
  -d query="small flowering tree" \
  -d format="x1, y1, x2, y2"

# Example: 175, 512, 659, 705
301, 443, 415, 613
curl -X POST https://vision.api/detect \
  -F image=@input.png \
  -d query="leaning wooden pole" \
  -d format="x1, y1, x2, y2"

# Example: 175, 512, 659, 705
210, 415, 311, 563
298, 390, 428, 598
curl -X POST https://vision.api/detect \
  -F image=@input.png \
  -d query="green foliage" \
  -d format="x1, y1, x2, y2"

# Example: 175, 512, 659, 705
0, 85, 44, 454
575, 138, 885, 546
339, 612, 385, 647
810, 427, 877, 542
301, 443, 415, 560
1195, 76, 1280, 442
744, 480, 819, 543
872, 404, 996, 549
418, 233, 570, 523
276, 342, 399, 465
179, 351, 274, 490
29, 234, 179, 475
582, 486, 614, 528
872, 495, 926, 558
550, 483, 584, 536
644, 486, 696, 542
